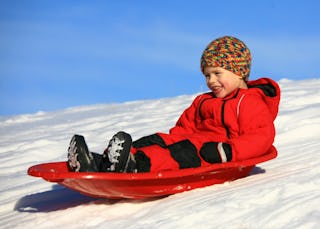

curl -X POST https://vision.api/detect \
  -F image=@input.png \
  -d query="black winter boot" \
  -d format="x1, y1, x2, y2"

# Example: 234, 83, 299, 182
67, 135, 98, 172
103, 131, 136, 172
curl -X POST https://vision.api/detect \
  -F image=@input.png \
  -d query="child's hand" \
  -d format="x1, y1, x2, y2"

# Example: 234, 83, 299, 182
200, 142, 232, 163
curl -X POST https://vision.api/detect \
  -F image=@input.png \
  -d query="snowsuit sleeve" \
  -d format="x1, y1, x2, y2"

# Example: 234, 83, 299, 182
229, 94, 275, 161
169, 95, 202, 134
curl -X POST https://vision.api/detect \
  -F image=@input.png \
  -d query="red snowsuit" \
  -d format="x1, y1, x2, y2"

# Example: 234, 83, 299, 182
132, 78, 280, 172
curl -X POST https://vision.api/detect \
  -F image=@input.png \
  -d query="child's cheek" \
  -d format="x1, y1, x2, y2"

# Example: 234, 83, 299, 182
222, 80, 230, 89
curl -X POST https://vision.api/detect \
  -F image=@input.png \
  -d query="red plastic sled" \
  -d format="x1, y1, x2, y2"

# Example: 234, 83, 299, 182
28, 147, 277, 199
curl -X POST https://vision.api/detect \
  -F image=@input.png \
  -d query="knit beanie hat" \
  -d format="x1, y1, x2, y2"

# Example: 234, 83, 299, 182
200, 36, 252, 81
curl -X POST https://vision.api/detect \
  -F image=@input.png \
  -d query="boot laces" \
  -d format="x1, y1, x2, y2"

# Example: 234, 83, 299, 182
107, 136, 125, 163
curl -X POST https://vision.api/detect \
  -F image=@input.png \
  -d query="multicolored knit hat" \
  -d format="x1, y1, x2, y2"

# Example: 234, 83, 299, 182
200, 36, 252, 81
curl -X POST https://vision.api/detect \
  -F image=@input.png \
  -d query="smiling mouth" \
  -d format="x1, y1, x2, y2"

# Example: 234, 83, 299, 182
211, 86, 222, 94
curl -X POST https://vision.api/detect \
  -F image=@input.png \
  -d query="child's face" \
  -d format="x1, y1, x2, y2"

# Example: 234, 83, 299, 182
203, 66, 247, 98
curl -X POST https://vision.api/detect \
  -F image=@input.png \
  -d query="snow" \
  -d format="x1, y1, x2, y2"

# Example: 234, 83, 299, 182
1, 78, 320, 228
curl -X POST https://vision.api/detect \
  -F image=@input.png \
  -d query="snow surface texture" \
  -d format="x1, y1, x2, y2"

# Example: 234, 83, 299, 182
0, 79, 319, 229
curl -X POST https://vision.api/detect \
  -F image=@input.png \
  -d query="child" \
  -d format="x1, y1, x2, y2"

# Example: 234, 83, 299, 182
67, 36, 280, 173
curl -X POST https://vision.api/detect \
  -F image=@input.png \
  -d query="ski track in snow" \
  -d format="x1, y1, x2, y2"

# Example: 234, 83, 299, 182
0, 78, 319, 228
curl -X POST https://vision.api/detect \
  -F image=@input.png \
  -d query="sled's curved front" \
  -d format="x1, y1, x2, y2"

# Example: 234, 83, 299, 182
28, 146, 277, 199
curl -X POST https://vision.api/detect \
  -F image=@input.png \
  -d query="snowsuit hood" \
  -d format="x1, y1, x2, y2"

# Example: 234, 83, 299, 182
247, 77, 280, 121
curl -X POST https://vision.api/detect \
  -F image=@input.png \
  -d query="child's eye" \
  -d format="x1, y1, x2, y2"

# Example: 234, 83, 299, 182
214, 71, 222, 77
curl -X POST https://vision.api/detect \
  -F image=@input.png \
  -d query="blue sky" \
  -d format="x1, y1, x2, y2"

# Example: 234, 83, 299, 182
1, 0, 320, 116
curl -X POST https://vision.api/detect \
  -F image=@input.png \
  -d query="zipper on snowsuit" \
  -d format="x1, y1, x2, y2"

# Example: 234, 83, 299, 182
220, 89, 240, 139
197, 89, 240, 140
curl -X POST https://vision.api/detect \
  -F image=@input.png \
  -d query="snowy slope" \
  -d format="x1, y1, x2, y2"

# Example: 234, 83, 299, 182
0, 79, 319, 229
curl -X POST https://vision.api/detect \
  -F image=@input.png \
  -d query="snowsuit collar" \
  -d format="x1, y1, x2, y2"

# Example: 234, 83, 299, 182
206, 77, 280, 120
